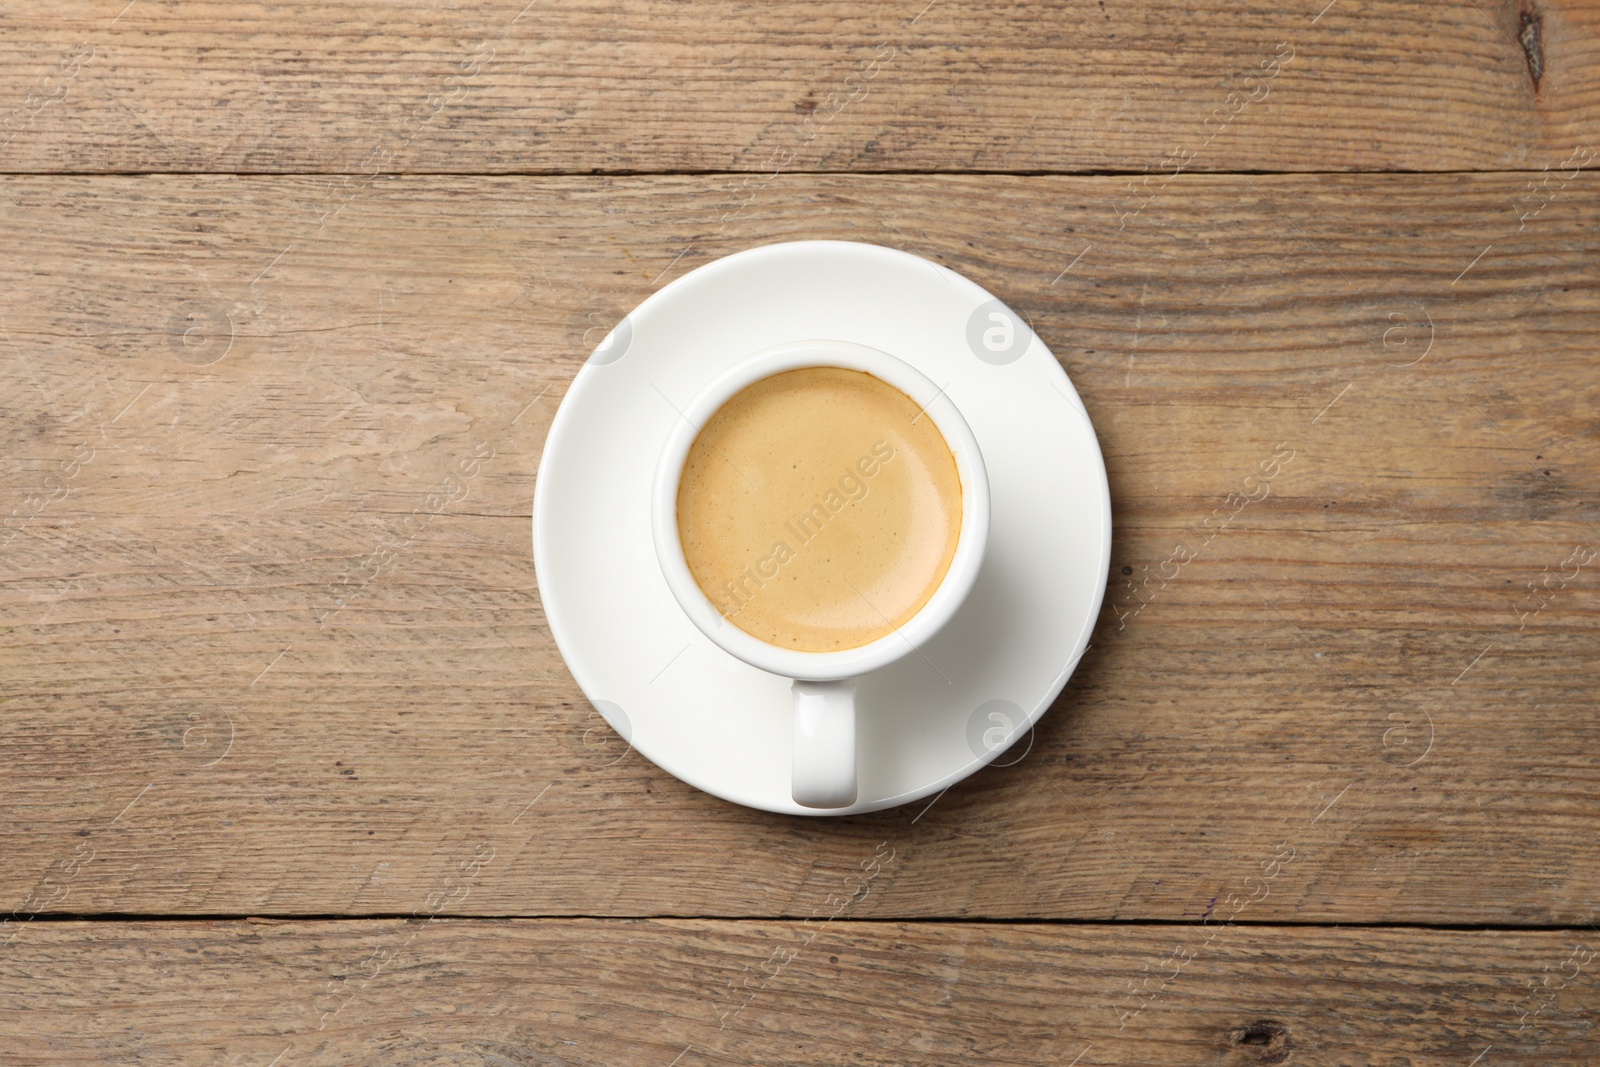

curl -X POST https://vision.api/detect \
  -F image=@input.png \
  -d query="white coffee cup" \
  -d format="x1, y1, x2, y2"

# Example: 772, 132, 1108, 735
650, 339, 990, 809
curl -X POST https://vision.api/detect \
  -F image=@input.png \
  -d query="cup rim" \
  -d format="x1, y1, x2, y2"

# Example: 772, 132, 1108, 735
650, 338, 990, 681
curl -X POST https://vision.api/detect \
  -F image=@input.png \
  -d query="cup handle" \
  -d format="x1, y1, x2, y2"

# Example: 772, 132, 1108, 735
791, 679, 857, 808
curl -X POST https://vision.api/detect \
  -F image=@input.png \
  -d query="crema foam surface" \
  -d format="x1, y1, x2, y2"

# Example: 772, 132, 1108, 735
677, 367, 962, 652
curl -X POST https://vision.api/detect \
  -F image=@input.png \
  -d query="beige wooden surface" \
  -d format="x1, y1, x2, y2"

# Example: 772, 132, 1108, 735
2, 173, 1596, 927
0, 1, 1595, 173
3, 1, 1599, 1062
3, 920, 1598, 1064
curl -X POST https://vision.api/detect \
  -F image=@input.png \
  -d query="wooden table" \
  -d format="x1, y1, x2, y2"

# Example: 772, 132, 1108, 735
2, 2, 1597, 1063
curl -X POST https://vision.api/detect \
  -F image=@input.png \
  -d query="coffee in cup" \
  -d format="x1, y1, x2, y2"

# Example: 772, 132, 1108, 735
675, 367, 962, 653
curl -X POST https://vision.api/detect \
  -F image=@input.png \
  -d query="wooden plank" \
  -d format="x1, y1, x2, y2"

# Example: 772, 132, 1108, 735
1, 173, 1597, 923
0, 1, 1595, 173
2, 919, 1596, 1063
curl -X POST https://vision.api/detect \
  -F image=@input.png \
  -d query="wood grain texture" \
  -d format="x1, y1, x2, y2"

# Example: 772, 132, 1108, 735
0, 1, 1596, 174
3, 919, 1597, 1065
2, 173, 1597, 925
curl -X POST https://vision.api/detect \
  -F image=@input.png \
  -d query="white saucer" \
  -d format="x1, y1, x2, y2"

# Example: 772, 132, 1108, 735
533, 240, 1110, 815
